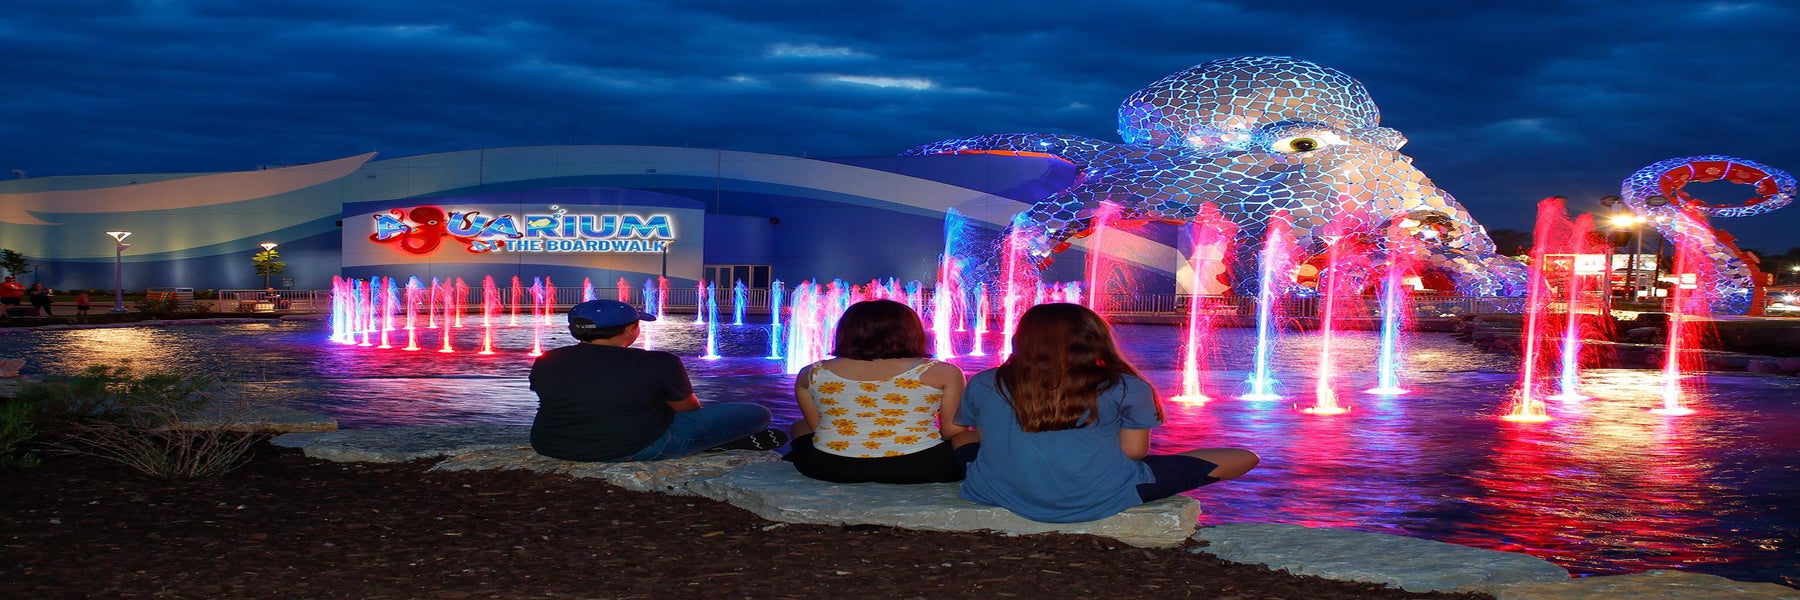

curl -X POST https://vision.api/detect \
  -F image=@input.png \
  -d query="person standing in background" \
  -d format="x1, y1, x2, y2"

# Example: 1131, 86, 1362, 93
25, 282, 52, 316
0, 276, 23, 316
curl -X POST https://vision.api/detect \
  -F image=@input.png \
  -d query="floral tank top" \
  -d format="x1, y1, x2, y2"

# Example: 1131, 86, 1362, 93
807, 359, 946, 458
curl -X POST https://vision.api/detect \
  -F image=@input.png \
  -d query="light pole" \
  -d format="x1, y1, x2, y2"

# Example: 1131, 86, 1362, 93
1641, 195, 1669, 299
106, 231, 132, 313
258, 242, 278, 289
1607, 195, 1669, 304
1598, 195, 1622, 306
1608, 214, 1644, 301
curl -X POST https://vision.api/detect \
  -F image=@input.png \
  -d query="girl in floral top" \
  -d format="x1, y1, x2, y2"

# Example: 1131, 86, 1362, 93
783, 299, 967, 483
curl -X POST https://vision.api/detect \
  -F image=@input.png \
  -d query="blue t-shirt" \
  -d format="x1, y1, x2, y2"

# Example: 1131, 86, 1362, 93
955, 369, 1160, 523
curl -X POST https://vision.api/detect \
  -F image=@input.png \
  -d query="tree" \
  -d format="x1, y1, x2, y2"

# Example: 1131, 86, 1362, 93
1486, 228, 1531, 258
252, 249, 286, 289
0, 250, 26, 277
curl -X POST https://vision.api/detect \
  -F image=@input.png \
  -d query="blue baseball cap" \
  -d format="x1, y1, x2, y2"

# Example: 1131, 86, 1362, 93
568, 299, 655, 329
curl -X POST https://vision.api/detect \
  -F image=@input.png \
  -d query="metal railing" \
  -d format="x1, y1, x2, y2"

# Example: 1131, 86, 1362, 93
261, 287, 1541, 320
218, 289, 332, 313
182, 287, 1800, 319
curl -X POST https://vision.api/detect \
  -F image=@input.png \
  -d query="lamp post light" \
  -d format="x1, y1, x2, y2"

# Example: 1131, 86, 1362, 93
1642, 195, 1669, 299
1605, 195, 1634, 308
258, 242, 278, 290
1606, 195, 1670, 305
1609, 214, 1645, 301
105, 231, 132, 313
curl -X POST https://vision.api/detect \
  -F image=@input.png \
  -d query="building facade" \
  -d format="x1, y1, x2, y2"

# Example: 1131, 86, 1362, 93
0, 146, 1184, 294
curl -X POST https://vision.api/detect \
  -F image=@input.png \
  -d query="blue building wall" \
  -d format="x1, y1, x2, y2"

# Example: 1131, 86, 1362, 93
0, 146, 1181, 293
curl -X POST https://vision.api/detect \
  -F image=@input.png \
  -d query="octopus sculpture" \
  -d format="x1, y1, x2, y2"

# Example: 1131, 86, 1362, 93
905, 55, 1526, 296
1617, 156, 1794, 314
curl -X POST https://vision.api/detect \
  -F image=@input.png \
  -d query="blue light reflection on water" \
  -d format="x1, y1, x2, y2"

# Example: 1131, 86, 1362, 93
4, 319, 1795, 585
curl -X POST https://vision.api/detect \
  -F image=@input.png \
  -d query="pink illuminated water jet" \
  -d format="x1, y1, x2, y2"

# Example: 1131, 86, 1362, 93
1652, 211, 1717, 416
1505, 198, 1581, 422
1173, 204, 1236, 404
1367, 218, 1420, 396
1241, 211, 1300, 401
1301, 219, 1363, 417
1082, 202, 1122, 312
1547, 212, 1600, 402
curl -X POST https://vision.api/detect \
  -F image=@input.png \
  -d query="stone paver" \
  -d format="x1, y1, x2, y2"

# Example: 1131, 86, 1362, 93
431, 447, 779, 494
179, 405, 339, 433
1190, 522, 1568, 594
1491, 569, 1799, 600
690, 460, 1200, 548
272, 424, 530, 463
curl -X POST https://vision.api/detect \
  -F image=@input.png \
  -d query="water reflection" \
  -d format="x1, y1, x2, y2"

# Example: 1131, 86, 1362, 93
3, 319, 1794, 584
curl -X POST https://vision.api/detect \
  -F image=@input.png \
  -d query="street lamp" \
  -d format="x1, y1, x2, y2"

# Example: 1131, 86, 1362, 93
258, 242, 278, 289
105, 231, 132, 313
1605, 193, 1634, 306
1608, 214, 1645, 300
1606, 195, 1669, 304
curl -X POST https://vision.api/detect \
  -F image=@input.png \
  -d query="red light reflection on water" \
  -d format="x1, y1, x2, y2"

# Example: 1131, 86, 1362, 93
1452, 397, 1725, 575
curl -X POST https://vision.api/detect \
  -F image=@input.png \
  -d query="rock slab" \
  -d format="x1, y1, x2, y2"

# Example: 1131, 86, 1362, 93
430, 447, 779, 494
274, 424, 530, 463
179, 405, 339, 433
1191, 522, 1568, 594
1491, 569, 1799, 600
691, 460, 1200, 548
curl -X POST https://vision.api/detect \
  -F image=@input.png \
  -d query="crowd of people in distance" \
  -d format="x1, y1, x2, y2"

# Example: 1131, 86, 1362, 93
0, 276, 85, 317
530, 297, 1257, 523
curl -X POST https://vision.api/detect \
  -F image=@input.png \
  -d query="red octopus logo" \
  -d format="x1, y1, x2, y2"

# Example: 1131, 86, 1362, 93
369, 206, 477, 255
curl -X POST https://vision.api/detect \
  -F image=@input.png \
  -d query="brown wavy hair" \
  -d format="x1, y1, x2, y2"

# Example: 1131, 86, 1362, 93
996, 303, 1159, 432
832, 300, 929, 360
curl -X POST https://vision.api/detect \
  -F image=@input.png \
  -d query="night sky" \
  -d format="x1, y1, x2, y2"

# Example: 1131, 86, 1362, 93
4, 1, 1798, 251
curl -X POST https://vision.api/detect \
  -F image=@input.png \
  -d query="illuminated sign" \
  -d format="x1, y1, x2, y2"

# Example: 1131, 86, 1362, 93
369, 205, 675, 255
1572, 254, 1607, 275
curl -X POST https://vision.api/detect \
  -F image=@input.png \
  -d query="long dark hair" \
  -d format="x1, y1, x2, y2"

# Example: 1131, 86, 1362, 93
995, 303, 1156, 431
832, 299, 929, 360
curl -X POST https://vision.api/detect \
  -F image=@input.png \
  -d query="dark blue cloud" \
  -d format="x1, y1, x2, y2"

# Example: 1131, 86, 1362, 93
3, 0, 1796, 250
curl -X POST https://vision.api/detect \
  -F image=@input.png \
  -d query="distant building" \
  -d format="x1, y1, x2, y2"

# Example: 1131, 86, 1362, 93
0, 146, 1182, 293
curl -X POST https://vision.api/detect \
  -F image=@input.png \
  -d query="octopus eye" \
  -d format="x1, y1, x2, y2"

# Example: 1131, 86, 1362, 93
1273, 136, 1322, 153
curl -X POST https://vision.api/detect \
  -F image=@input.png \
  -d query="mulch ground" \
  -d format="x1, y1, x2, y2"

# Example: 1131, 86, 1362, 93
2, 443, 1492, 599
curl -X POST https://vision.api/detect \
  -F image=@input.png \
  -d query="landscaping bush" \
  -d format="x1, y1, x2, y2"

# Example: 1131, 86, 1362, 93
22, 366, 266, 478
12, 365, 138, 426
0, 400, 41, 467
134, 295, 214, 318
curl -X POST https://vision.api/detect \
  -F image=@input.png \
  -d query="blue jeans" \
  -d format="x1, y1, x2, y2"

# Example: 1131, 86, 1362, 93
619, 403, 772, 461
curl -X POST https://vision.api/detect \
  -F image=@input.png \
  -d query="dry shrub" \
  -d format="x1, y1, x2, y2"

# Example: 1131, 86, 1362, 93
0, 400, 40, 467
34, 367, 268, 478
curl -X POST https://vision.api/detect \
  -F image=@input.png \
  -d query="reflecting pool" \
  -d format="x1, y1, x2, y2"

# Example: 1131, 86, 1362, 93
6, 319, 1795, 585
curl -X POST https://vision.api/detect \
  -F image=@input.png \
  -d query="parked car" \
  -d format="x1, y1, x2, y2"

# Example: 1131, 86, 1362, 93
1768, 285, 1800, 314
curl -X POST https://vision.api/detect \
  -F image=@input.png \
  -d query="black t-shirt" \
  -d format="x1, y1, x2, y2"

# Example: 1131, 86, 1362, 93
528, 343, 694, 461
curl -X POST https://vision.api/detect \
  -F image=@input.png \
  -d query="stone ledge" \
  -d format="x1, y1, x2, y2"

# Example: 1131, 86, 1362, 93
690, 460, 1199, 548
1191, 522, 1568, 594
1490, 569, 1799, 600
174, 405, 339, 434
430, 447, 779, 495
272, 424, 531, 463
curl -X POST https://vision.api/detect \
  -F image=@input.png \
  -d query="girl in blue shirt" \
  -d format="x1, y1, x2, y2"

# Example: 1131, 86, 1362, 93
952, 303, 1258, 523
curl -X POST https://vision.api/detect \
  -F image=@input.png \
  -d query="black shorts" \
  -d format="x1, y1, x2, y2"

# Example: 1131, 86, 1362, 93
1135, 454, 1221, 502
782, 433, 964, 484
0, 297, 18, 305
953, 442, 1218, 502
